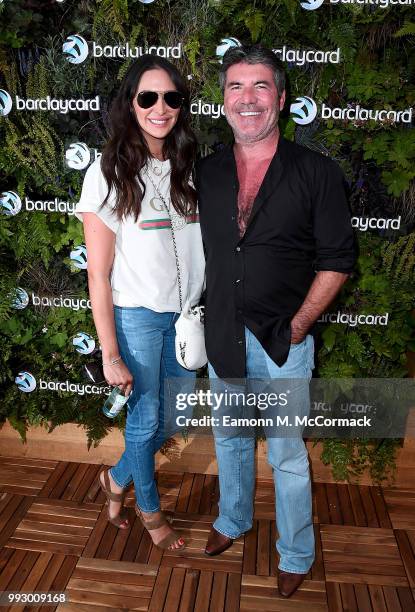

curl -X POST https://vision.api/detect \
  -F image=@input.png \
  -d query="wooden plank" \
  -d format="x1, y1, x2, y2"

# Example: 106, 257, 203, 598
397, 586, 415, 611
30, 554, 66, 612
65, 588, 149, 610
164, 567, 186, 611
10, 553, 53, 612
257, 520, 270, 576
225, 572, 241, 612
81, 507, 109, 558
0, 492, 13, 517
23, 512, 97, 529
243, 519, 257, 575
312, 524, 325, 581
41, 555, 78, 612
135, 527, 153, 564
348, 485, 367, 527
199, 475, 217, 515
209, 571, 227, 611
339, 583, 358, 611
325, 571, 409, 587
176, 473, 194, 513
31, 497, 101, 515
122, 516, 145, 562
336, 484, 355, 526
71, 464, 101, 503
382, 586, 403, 612
48, 462, 79, 499
326, 582, 342, 612
0, 549, 27, 590
148, 566, 172, 611
6, 551, 39, 591
325, 560, 406, 577
359, 485, 379, 527
354, 584, 374, 612
161, 554, 241, 574
326, 484, 343, 525
0, 547, 14, 572
187, 474, 205, 514
371, 487, 392, 529
368, 584, 388, 612
6, 539, 84, 557
193, 570, 213, 612
66, 577, 152, 599
107, 512, 132, 561
270, 521, 278, 577
95, 522, 119, 560
393, 530, 415, 589
62, 463, 91, 501
314, 483, 330, 524
324, 552, 403, 566
0, 495, 33, 548
38, 462, 69, 498
75, 556, 158, 576
0, 456, 58, 470
57, 604, 110, 612
178, 569, 199, 612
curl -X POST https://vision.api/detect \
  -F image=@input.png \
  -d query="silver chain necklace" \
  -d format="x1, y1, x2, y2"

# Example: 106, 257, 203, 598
145, 168, 183, 312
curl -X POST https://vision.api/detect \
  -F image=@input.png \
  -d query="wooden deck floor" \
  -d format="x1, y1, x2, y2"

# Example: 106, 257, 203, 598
0, 456, 414, 611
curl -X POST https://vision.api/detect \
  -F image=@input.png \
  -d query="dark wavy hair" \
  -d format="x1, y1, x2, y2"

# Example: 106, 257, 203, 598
101, 55, 197, 220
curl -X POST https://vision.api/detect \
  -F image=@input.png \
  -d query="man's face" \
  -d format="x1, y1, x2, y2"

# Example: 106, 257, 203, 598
223, 62, 286, 144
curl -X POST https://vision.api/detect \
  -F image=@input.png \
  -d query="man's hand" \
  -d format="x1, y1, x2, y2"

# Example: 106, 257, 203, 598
290, 271, 350, 344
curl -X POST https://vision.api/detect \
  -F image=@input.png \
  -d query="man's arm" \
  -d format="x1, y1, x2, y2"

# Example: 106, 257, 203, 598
290, 155, 357, 343
290, 271, 349, 343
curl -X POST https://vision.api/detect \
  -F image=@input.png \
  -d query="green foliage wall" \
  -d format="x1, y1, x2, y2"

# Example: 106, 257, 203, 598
0, 0, 414, 479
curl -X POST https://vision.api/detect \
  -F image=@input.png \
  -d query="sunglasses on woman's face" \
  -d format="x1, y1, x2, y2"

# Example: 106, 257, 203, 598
136, 90, 184, 110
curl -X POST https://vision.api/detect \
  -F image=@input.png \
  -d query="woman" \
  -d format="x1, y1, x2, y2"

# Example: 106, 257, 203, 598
75, 55, 205, 550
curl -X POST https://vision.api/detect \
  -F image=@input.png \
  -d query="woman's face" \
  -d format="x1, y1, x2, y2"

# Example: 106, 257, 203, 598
132, 68, 181, 150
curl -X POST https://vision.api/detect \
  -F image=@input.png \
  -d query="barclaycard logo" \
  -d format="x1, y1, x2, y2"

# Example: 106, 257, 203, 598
300, 0, 324, 9
216, 37, 241, 61
1, 191, 76, 215
290, 96, 318, 125
301, 0, 414, 8
15, 371, 37, 393
63, 34, 89, 64
1, 191, 22, 215
64, 33, 181, 61
0, 89, 12, 116
15, 371, 110, 395
70, 244, 88, 269
11, 287, 29, 309
65, 142, 91, 170
72, 332, 96, 354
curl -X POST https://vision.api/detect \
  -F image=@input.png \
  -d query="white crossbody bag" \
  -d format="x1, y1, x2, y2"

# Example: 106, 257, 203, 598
145, 169, 207, 370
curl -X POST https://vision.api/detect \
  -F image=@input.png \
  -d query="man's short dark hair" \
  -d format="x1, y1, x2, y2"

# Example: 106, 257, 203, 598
219, 44, 286, 96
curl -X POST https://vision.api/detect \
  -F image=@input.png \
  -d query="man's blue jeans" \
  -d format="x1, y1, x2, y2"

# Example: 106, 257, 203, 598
209, 328, 315, 574
110, 306, 195, 512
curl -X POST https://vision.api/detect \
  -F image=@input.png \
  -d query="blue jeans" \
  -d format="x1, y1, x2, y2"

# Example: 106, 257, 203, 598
209, 328, 315, 574
110, 306, 195, 512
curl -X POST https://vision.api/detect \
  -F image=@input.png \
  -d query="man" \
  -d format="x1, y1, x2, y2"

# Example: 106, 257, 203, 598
196, 45, 356, 598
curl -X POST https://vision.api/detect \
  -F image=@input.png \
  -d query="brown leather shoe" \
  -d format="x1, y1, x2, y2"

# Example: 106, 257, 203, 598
278, 570, 307, 598
205, 527, 233, 556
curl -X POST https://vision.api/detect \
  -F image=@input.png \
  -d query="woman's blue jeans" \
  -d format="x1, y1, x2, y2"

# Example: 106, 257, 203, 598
209, 328, 315, 574
110, 306, 195, 512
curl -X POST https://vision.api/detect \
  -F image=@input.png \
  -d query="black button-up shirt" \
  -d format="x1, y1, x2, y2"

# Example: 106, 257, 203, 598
196, 137, 356, 378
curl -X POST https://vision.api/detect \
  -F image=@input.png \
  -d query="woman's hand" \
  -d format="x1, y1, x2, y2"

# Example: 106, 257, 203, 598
103, 359, 134, 397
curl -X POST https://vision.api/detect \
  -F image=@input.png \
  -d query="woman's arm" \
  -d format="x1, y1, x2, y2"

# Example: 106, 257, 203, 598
82, 212, 133, 396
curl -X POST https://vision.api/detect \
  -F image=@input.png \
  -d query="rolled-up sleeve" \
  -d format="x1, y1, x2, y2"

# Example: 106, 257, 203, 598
312, 157, 357, 273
